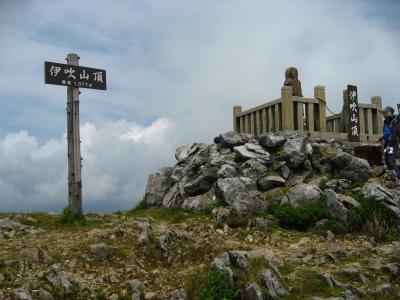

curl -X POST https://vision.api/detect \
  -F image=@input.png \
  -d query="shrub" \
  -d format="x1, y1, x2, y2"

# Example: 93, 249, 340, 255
264, 194, 279, 215
274, 202, 332, 230
347, 197, 399, 242
203, 197, 223, 214
134, 196, 148, 210
186, 268, 239, 300
58, 206, 87, 226
225, 215, 251, 228
326, 219, 346, 234
319, 178, 328, 190
350, 179, 364, 189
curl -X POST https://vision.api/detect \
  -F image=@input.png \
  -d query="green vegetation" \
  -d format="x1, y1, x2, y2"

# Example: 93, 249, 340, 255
203, 197, 223, 214
347, 196, 400, 242
126, 205, 209, 224
319, 178, 328, 190
57, 206, 88, 226
325, 219, 346, 235
186, 268, 239, 300
350, 179, 364, 189
288, 271, 341, 299
225, 214, 251, 228
274, 202, 332, 231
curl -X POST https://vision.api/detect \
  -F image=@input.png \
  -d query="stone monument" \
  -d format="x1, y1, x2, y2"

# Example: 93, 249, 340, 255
284, 67, 303, 97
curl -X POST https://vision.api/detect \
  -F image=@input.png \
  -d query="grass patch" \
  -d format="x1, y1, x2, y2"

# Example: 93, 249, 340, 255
203, 197, 223, 215
287, 271, 342, 299
347, 197, 400, 242
186, 267, 239, 300
126, 205, 209, 224
274, 202, 332, 231
225, 215, 252, 229
350, 179, 364, 189
57, 207, 88, 226
319, 178, 328, 190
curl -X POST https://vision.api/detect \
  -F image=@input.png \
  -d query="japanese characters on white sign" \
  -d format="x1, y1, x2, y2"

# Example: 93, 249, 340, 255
44, 61, 106, 90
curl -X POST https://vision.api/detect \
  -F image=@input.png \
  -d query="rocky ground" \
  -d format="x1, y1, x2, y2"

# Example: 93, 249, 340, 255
1, 131, 400, 299
0, 209, 399, 300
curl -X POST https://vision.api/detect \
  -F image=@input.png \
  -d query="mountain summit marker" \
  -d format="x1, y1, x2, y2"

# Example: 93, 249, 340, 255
44, 54, 107, 216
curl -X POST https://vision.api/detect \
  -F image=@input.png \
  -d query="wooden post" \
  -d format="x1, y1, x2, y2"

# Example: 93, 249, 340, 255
233, 106, 242, 132
367, 108, 373, 135
281, 86, 293, 131
275, 104, 281, 131
66, 53, 82, 216
307, 103, 314, 132
371, 96, 383, 136
359, 108, 365, 135
268, 108, 273, 132
239, 116, 244, 133
314, 86, 326, 132
255, 110, 261, 135
297, 102, 304, 131
262, 108, 267, 133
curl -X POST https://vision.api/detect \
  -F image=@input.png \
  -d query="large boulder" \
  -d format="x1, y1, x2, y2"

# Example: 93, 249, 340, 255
239, 159, 269, 179
216, 177, 267, 215
175, 143, 202, 163
182, 190, 216, 212
331, 152, 372, 181
234, 143, 270, 164
182, 166, 218, 196
217, 164, 237, 178
362, 182, 400, 219
218, 131, 255, 148
162, 183, 181, 208
261, 269, 289, 298
258, 176, 286, 191
259, 133, 286, 148
324, 179, 351, 193
324, 189, 349, 222
145, 167, 173, 207
287, 184, 323, 207
282, 135, 306, 169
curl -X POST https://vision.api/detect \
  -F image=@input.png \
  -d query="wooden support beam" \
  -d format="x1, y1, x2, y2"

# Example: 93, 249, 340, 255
297, 102, 304, 131
262, 108, 267, 133
281, 86, 293, 130
275, 104, 281, 131
359, 108, 365, 135
233, 105, 242, 132
314, 86, 326, 132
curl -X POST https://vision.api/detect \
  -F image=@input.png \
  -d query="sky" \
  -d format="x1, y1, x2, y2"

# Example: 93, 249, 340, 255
0, 0, 399, 212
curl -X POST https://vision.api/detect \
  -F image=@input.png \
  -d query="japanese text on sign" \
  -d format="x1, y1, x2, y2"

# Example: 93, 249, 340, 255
347, 85, 360, 142
44, 61, 106, 90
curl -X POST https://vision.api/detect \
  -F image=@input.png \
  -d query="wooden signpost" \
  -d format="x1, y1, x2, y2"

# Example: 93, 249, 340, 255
44, 54, 107, 216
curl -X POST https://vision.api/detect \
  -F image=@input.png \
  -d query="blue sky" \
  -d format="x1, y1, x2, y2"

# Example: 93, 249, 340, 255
0, 0, 399, 212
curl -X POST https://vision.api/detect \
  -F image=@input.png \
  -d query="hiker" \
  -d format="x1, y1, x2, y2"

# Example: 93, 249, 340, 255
377, 106, 400, 178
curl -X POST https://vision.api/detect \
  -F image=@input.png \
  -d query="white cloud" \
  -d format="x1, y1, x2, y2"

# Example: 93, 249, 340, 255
0, 118, 176, 212
0, 0, 400, 211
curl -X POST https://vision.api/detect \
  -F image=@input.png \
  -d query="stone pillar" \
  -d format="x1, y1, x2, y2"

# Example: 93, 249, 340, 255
314, 85, 326, 132
233, 105, 242, 133
342, 90, 350, 133
281, 86, 293, 131
371, 96, 383, 136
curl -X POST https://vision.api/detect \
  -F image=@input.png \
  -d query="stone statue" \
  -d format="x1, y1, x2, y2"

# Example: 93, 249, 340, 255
284, 67, 303, 97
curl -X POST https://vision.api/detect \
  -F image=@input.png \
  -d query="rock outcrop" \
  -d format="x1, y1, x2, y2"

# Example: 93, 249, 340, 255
142, 131, 400, 220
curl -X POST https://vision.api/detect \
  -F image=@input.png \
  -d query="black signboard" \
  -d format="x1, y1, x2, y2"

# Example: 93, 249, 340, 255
347, 84, 360, 142
44, 61, 106, 90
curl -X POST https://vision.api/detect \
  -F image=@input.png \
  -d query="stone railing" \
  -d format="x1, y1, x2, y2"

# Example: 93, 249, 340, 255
233, 86, 383, 142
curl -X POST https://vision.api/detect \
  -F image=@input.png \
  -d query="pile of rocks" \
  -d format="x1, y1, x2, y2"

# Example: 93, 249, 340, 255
144, 131, 393, 218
